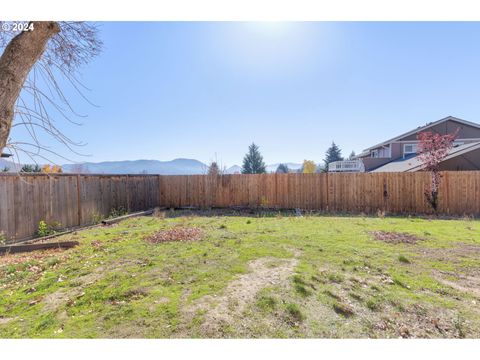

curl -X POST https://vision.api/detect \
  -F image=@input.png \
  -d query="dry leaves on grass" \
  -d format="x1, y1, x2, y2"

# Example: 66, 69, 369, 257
146, 227, 203, 244
0, 249, 68, 266
370, 231, 423, 245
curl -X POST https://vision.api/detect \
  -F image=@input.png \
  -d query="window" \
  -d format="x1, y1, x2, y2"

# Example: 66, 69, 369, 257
370, 145, 391, 158
403, 143, 418, 156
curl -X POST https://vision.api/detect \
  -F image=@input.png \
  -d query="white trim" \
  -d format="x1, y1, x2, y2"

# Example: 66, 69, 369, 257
363, 116, 480, 151
393, 138, 480, 144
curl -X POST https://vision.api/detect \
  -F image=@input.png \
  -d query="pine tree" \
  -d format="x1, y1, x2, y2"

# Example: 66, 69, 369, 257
276, 163, 289, 173
241, 143, 266, 174
20, 164, 42, 173
349, 151, 356, 160
324, 142, 344, 169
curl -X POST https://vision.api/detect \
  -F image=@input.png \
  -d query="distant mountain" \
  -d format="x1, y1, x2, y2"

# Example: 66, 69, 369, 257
2, 157, 306, 175
266, 163, 302, 173
224, 165, 242, 174
0, 158, 22, 172
62, 158, 208, 175
224, 163, 302, 174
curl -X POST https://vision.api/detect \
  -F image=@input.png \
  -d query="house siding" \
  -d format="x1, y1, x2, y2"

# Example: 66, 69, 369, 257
400, 120, 480, 141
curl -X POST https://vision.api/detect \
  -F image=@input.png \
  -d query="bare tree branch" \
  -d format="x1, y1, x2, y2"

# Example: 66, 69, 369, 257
0, 21, 102, 170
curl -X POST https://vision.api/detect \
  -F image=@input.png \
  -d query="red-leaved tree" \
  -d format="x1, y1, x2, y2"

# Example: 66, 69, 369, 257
417, 129, 458, 211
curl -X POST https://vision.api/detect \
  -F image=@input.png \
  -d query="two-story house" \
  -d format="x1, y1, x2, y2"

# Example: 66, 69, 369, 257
329, 116, 480, 172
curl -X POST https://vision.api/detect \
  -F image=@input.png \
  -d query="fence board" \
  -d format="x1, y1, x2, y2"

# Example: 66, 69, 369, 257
1, 171, 480, 242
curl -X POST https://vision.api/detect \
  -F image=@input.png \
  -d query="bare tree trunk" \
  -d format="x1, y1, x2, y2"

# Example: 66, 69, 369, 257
0, 21, 60, 154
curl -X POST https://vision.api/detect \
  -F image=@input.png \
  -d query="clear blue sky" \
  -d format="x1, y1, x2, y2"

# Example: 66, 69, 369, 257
11, 22, 480, 167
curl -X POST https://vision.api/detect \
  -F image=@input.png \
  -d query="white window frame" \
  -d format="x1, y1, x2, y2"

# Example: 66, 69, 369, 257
403, 143, 418, 157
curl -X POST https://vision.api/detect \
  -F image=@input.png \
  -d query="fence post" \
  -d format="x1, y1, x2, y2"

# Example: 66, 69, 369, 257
76, 174, 82, 226
158, 175, 162, 208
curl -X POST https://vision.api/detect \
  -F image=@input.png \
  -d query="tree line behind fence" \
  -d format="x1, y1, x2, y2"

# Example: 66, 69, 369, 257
0, 171, 479, 243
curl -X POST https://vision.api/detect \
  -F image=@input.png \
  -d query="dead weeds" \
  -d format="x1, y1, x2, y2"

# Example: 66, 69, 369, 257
145, 227, 203, 244
370, 231, 423, 245
0, 248, 68, 267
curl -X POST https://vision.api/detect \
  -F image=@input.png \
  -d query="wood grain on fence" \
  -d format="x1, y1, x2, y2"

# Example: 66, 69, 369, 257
1, 171, 479, 242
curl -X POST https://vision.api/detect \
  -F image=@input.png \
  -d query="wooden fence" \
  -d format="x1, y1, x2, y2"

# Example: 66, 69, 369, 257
1, 171, 479, 242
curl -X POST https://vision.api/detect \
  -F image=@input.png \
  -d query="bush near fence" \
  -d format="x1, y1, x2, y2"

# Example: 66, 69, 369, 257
0, 171, 479, 242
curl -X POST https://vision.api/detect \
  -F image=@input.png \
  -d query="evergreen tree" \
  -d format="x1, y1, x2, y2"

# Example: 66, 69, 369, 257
208, 161, 221, 176
20, 164, 42, 173
349, 151, 356, 160
241, 143, 266, 174
276, 163, 289, 174
323, 142, 344, 169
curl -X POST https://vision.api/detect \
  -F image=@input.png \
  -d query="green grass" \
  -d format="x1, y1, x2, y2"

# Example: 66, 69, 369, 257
1, 212, 480, 338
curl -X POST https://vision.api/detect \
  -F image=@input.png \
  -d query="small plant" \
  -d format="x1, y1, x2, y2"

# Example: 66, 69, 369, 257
285, 303, 304, 324
260, 196, 269, 208
366, 297, 381, 311
294, 283, 311, 297
219, 224, 227, 229
454, 314, 466, 338
91, 212, 104, 224
108, 206, 128, 219
0, 231, 6, 245
153, 207, 166, 218
246, 219, 251, 224
327, 272, 344, 283
398, 255, 411, 264
256, 295, 277, 312
36, 220, 55, 238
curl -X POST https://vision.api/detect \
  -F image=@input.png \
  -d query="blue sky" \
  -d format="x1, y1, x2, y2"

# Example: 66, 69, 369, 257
10, 22, 480, 167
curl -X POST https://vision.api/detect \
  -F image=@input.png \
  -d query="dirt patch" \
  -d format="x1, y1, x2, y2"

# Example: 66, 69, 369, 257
0, 317, 15, 325
42, 266, 105, 313
146, 227, 203, 244
418, 243, 480, 263
181, 256, 298, 337
370, 231, 423, 244
369, 303, 464, 338
433, 270, 480, 299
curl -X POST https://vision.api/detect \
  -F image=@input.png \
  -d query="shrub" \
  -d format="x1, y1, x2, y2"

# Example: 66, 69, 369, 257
398, 255, 411, 264
108, 206, 127, 219
36, 220, 56, 238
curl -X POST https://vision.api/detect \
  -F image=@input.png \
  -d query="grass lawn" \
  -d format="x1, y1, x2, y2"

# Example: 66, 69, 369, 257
1, 210, 480, 338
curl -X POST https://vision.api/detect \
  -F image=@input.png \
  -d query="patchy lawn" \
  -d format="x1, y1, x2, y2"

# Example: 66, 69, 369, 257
1, 211, 480, 338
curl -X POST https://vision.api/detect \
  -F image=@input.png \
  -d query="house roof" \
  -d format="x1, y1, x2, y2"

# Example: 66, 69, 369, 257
371, 141, 480, 172
363, 116, 480, 152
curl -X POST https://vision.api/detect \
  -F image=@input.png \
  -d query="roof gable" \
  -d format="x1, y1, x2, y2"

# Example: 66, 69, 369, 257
364, 116, 480, 151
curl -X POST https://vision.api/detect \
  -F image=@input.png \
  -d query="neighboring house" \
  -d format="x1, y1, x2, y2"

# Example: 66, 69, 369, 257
329, 116, 480, 172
